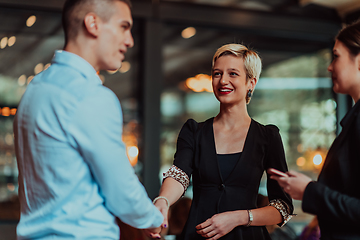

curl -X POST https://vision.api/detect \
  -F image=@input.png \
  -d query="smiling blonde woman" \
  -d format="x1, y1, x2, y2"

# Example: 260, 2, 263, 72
153, 43, 294, 240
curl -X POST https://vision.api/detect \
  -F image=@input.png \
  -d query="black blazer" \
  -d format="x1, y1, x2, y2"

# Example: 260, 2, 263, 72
174, 118, 293, 240
302, 100, 360, 240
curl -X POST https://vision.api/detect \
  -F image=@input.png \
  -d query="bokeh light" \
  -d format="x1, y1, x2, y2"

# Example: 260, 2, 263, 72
26, 15, 36, 27
181, 27, 196, 39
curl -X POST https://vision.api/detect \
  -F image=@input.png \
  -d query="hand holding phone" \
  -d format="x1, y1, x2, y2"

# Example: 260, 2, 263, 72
267, 168, 288, 178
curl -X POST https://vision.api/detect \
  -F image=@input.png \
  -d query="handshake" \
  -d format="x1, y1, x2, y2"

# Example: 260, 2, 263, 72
143, 196, 170, 239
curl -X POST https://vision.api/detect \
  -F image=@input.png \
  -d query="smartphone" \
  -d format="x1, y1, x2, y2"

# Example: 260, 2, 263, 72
267, 168, 288, 178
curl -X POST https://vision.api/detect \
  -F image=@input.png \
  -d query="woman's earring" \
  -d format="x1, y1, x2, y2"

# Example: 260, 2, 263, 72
247, 89, 252, 98
246, 89, 252, 104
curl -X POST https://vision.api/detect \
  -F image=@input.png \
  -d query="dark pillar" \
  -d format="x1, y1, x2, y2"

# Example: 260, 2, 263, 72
140, 16, 163, 199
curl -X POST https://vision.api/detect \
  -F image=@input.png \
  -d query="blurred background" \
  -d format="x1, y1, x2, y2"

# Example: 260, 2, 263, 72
0, 0, 359, 239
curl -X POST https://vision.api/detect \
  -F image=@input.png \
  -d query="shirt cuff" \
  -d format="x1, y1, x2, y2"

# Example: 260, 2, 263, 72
269, 199, 295, 227
163, 165, 190, 194
302, 181, 319, 215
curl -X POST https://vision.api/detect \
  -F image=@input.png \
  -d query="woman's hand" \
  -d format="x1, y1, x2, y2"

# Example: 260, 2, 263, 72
154, 198, 169, 229
142, 226, 162, 239
269, 169, 312, 200
143, 198, 169, 238
195, 211, 247, 239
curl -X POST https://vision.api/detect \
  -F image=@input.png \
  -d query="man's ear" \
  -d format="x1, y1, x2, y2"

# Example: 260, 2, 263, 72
84, 13, 100, 37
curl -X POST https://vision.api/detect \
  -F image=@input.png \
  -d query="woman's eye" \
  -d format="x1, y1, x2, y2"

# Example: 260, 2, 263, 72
213, 72, 221, 76
230, 72, 238, 76
121, 25, 129, 31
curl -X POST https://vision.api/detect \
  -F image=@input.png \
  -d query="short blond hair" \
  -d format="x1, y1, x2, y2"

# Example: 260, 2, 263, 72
212, 43, 262, 81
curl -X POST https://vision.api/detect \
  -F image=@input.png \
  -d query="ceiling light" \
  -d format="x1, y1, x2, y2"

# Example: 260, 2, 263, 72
27, 75, 34, 84
185, 74, 212, 92
181, 27, 196, 39
34, 63, 44, 75
8, 36, 16, 47
26, 15, 36, 27
2, 107, 10, 116
10, 108, 17, 115
18, 75, 26, 86
44, 63, 51, 71
0, 37, 8, 49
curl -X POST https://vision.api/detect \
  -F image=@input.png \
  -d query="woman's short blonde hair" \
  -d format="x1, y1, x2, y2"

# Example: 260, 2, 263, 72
212, 43, 262, 82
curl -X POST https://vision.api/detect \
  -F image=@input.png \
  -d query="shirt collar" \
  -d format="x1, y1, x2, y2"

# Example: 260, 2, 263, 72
51, 50, 102, 84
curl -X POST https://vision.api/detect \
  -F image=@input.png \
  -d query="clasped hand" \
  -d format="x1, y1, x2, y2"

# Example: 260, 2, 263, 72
143, 226, 163, 239
196, 211, 246, 240
145, 198, 169, 239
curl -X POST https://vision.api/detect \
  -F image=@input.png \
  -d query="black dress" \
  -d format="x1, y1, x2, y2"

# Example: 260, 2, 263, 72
170, 118, 293, 240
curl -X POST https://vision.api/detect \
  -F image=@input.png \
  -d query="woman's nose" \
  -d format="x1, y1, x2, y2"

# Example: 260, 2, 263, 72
220, 75, 229, 84
327, 63, 333, 72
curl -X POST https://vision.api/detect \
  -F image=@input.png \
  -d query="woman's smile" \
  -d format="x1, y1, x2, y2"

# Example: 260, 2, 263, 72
218, 87, 233, 95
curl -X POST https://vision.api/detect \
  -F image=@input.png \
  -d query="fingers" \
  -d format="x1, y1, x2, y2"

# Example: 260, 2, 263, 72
196, 227, 212, 237
196, 217, 229, 240
196, 218, 211, 230
208, 234, 221, 240
267, 168, 289, 178
161, 220, 168, 229
271, 170, 310, 200
161, 210, 169, 229
196, 226, 217, 239
143, 229, 161, 239
155, 205, 168, 229
270, 175, 288, 188
196, 218, 217, 239
287, 170, 299, 177
197, 227, 226, 240
149, 232, 161, 239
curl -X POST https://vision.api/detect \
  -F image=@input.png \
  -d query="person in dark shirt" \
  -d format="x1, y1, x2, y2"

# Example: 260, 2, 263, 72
269, 20, 360, 240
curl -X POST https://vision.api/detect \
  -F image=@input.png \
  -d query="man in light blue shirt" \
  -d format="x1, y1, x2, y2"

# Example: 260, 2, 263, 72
13, 0, 164, 239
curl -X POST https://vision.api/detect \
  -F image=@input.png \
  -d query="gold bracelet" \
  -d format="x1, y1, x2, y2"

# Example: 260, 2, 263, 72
246, 209, 253, 227
153, 196, 170, 209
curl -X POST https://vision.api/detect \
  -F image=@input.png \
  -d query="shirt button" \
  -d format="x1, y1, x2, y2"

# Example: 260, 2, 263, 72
218, 184, 225, 190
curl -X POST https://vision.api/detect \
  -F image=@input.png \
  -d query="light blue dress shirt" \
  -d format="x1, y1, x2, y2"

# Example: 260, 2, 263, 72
13, 50, 163, 239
